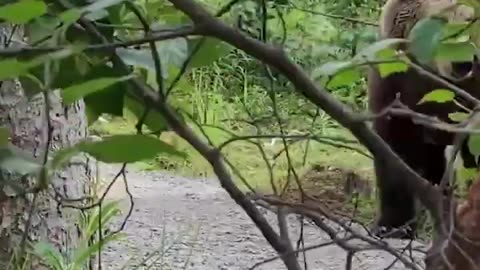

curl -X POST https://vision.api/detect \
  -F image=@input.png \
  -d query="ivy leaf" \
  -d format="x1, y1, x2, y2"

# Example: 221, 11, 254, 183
327, 68, 361, 88
409, 17, 447, 65
0, 0, 47, 24
468, 135, 480, 161
448, 112, 470, 122
80, 135, 185, 163
187, 37, 233, 68
418, 89, 455, 104
62, 75, 134, 105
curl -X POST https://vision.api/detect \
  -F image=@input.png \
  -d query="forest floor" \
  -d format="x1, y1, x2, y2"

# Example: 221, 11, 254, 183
98, 163, 429, 270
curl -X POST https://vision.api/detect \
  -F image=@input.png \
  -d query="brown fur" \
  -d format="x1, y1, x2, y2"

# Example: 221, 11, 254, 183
369, 0, 480, 239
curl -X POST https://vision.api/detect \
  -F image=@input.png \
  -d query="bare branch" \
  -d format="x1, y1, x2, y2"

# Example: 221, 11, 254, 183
167, 0, 442, 225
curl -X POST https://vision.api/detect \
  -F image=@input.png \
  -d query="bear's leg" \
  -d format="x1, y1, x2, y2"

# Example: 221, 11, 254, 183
372, 154, 417, 239
371, 121, 446, 239
370, 117, 417, 238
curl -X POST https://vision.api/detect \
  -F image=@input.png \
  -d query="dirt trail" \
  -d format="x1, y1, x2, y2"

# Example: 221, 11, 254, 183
99, 163, 428, 270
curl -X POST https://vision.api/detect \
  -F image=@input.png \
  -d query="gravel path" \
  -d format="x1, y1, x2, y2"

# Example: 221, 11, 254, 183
99, 163, 428, 270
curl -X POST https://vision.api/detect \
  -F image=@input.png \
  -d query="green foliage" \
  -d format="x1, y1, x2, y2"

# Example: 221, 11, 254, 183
468, 135, 480, 161
0, 128, 9, 146
448, 112, 470, 122
375, 49, 409, 77
436, 41, 475, 62
409, 17, 447, 64
327, 68, 361, 88
62, 75, 134, 105
33, 201, 124, 270
0, 49, 74, 82
187, 37, 233, 68
0, 0, 47, 24
4, 0, 480, 265
51, 134, 185, 169
418, 89, 455, 104
0, 144, 42, 176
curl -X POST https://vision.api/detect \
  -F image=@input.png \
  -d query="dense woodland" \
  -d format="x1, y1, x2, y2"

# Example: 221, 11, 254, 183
1, 0, 480, 269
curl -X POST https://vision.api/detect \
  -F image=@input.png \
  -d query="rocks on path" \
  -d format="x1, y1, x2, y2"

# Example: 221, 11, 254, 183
99, 164, 428, 270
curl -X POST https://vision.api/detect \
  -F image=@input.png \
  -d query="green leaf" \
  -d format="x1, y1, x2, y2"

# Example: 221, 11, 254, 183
376, 48, 409, 77
448, 112, 469, 122
49, 147, 76, 171
0, 128, 9, 146
458, 166, 478, 183
83, 65, 128, 124
20, 54, 92, 98
62, 75, 134, 105
435, 41, 475, 62
124, 96, 168, 134
0, 48, 75, 81
73, 232, 124, 268
418, 89, 455, 104
326, 68, 361, 88
79, 134, 185, 163
33, 242, 66, 270
157, 38, 189, 70
355, 38, 406, 61
24, 16, 60, 44
84, 200, 121, 238
0, 0, 47, 24
409, 17, 447, 64
468, 134, 480, 161
74, 201, 123, 267
187, 37, 233, 68
378, 61, 409, 77
59, 8, 82, 25
441, 22, 471, 42
82, 0, 126, 13
312, 61, 352, 79
0, 59, 34, 81
0, 144, 42, 176
116, 38, 188, 78
51, 135, 185, 167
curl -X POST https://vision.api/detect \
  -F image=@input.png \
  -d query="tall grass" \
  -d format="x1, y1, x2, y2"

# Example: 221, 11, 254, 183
90, 48, 372, 193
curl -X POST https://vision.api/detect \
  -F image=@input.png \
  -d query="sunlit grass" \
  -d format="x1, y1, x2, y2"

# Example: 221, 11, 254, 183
89, 113, 373, 193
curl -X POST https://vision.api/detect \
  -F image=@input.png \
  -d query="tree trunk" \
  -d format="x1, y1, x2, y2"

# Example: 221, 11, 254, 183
0, 24, 92, 269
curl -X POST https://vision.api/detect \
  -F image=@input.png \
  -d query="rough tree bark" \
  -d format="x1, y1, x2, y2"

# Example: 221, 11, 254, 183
0, 24, 92, 268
